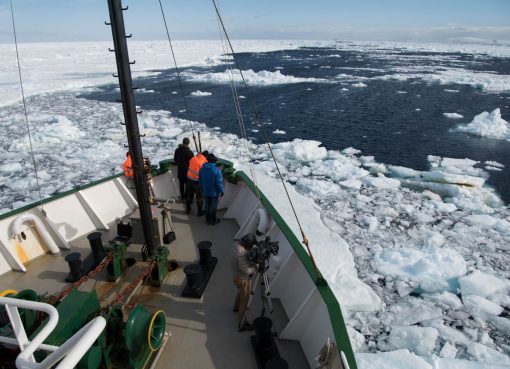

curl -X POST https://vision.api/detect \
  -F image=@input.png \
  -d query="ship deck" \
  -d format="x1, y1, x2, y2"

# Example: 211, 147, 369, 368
0, 202, 309, 369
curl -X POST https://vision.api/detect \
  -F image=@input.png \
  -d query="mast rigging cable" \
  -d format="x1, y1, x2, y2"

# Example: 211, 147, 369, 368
157, 0, 200, 153
211, 0, 324, 283
9, 0, 45, 214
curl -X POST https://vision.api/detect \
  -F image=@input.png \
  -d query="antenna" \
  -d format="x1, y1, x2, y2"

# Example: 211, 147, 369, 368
107, 0, 157, 256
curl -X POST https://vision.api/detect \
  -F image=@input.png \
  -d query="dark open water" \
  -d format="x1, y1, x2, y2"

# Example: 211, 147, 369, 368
81, 46, 510, 203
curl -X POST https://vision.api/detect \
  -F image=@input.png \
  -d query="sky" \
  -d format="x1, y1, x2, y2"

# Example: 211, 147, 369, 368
0, 0, 509, 43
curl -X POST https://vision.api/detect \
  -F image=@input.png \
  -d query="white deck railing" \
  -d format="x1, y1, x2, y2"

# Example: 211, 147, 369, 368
0, 296, 106, 369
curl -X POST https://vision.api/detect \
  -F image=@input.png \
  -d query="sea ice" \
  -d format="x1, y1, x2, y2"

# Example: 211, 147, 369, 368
189, 90, 212, 96
444, 113, 464, 119
184, 68, 327, 85
356, 349, 432, 369
387, 326, 439, 356
463, 295, 504, 320
373, 247, 466, 293
455, 109, 510, 140
458, 271, 510, 298
467, 342, 510, 365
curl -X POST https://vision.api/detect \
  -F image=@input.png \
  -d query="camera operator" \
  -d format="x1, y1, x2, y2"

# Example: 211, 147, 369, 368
230, 233, 257, 332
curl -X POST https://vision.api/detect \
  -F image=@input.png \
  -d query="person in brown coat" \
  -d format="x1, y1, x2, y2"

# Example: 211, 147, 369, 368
231, 233, 257, 331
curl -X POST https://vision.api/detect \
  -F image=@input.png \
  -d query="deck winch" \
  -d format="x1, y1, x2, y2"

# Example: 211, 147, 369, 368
0, 288, 167, 369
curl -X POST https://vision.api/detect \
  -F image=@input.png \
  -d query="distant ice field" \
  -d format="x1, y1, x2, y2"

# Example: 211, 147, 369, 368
1, 40, 510, 367
82, 44, 510, 203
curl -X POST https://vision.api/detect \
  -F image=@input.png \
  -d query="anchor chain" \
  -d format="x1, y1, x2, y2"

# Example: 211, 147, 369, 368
47, 253, 113, 304
110, 260, 156, 308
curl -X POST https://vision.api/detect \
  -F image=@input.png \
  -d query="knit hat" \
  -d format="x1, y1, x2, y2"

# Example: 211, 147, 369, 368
182, 137, 190, 146
207, 153, 217, 163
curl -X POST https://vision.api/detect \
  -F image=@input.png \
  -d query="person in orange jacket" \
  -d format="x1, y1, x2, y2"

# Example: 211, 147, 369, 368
123, 152, 133, 177
186, 150, 208, 215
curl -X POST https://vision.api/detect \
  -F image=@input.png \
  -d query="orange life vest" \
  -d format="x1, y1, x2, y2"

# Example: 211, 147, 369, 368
187, 153, 207, 181
123, 154, 133, 177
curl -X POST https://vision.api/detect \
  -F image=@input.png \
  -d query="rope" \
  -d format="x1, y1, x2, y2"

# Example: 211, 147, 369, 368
9, 0, 45, 214
213, 0, 262, 201
157, 0, 200, 153
210, 0, 324, 282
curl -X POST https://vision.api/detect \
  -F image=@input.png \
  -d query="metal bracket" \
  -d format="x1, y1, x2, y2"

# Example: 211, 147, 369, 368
132, 87, 139, 90
125, 34, 132, 38
129, 60, 136, 65
122, 6, 128, 10
120, 121, 126, 126
112, 73, 118, 78
108, 48, 115, 52
139, 134, 146, 138
136, 110, 143, 114
105, 21, 111, 26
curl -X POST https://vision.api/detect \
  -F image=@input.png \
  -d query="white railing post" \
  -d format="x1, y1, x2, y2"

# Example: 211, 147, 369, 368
0, 297, 106, 369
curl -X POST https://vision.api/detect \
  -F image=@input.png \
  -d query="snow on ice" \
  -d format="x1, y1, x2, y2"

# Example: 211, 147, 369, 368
1, 40, 510, 368
455, 109, 510, 140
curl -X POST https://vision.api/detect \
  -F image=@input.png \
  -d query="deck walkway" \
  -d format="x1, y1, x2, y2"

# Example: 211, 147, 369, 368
0, 202, 309, 369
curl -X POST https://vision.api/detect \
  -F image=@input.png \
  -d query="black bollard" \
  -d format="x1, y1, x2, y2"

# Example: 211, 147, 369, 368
65, 252, 83, 282
265, 358, 289, 369
183, 264, 201, 292
117, 221, 132, 239
87, 232, 106, 265
197, 241, 212, 266
253, 316, 274, 350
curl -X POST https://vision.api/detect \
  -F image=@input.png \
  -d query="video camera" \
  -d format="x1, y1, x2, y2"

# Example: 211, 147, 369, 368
247, 237, 279, 265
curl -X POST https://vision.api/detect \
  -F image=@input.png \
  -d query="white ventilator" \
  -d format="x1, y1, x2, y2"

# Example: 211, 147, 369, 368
235, 208, 269, 240
11, 214, 60, 254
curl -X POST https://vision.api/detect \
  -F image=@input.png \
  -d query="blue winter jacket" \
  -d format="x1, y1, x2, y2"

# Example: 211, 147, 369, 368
199, 163, 224, 197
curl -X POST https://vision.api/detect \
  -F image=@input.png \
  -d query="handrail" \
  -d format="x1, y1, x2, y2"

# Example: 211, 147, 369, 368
0, 296, 106, 369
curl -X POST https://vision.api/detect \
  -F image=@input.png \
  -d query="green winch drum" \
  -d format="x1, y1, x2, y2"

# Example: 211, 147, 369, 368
125, 305, 166, 353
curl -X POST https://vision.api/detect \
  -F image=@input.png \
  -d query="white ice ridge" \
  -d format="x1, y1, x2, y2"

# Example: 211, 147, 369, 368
454, 108, 510, 140
1, 96, 510, 366
182, 68, 327, 85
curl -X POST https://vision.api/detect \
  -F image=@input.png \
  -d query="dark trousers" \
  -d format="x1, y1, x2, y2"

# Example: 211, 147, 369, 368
178, 177, 187, 200
186, 180, 203, 214
204, 196, 219, 223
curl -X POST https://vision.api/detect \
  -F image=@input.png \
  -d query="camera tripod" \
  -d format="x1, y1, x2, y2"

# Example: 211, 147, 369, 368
240, 260, 276, 333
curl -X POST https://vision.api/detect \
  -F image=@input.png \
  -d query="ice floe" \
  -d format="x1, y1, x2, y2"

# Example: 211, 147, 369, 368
455, 108, 510, 140
444, 113, 464, 119
189, 90, 212, 96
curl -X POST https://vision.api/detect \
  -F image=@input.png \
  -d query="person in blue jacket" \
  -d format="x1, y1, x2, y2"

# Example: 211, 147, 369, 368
198, 153, 224, 225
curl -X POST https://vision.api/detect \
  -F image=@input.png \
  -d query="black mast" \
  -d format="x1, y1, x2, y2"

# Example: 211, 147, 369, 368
107, 0, 156, 256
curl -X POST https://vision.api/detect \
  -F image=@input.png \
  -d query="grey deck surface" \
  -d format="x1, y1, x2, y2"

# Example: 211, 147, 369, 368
0, 203, 309, 369
140, 203, 309, 369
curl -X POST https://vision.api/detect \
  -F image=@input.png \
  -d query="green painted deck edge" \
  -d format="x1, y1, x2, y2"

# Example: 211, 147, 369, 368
0, 160, 357, 368
236, 170, 358, 369
0, 173, 124, 221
